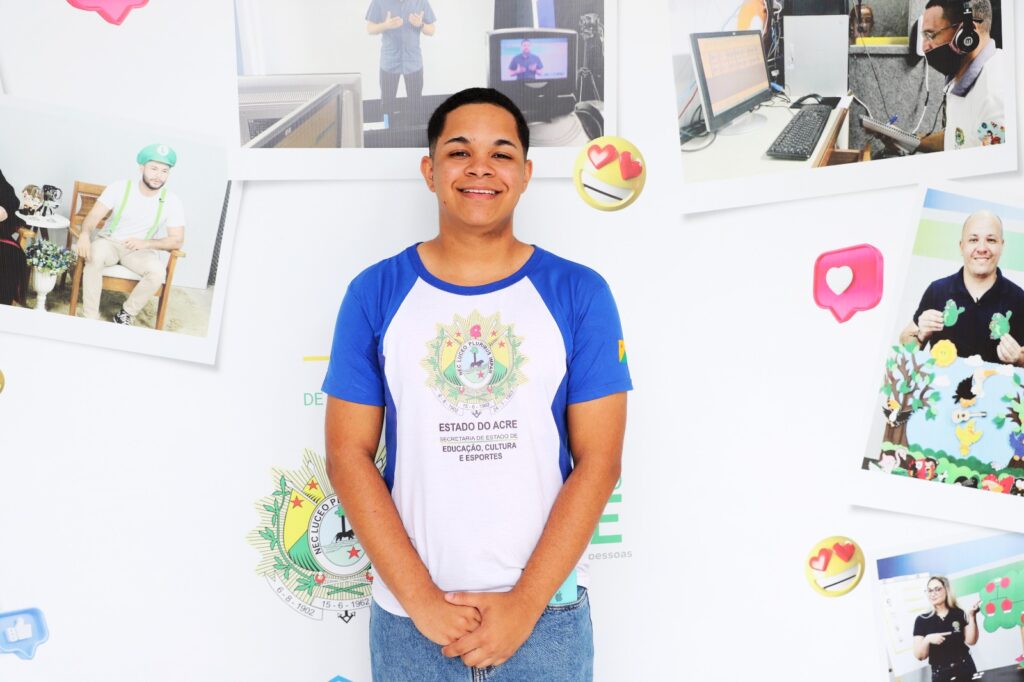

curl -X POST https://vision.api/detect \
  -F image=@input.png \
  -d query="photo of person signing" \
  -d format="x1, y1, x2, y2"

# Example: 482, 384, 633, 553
914, 576, 981, 682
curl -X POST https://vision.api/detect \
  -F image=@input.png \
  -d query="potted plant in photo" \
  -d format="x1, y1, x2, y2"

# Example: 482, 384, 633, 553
24, 239, 76, 311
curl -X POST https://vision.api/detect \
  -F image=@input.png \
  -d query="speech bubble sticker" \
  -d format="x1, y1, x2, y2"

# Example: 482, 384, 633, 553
66, 0, 149, 26
813, 244, 884, 323
0, 608, 49, 660
573, 136, 646, 211
805, 536, 865, 597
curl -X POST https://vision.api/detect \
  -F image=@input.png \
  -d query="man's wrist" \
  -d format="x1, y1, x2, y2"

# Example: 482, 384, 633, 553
398, 582, 445, 617
509, 583, 553, 618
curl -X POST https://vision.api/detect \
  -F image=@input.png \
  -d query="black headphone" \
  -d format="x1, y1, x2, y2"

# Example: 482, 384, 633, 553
951, 0, 979, 54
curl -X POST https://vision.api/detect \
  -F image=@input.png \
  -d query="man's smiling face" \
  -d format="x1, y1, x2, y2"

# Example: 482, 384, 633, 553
422, 103, 532, 233
960, 211, 1005, 278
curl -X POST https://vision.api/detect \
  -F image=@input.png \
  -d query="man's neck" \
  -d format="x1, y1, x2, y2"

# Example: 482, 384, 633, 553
137, 179, 159, 198
963, 268, 997, 300
418, 223, 533, 287
955, 33, 991, 81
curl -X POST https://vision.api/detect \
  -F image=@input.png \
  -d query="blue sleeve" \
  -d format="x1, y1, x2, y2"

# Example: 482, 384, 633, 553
366, 0, 385, 23
567, 279, 633, 404
509, 55, 522, 70
422, 0, 436, 24
535, 55, 543, 70
322, 282, 385, 406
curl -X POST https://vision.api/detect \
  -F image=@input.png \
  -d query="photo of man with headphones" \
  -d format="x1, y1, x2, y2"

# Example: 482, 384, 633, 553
917, 0, 1007, 153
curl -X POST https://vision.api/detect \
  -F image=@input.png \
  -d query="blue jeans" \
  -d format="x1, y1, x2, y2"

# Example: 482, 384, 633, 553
370, 587, 593, 681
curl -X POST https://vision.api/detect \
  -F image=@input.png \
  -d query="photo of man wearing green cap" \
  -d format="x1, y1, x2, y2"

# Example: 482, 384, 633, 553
75, 144, 186, 326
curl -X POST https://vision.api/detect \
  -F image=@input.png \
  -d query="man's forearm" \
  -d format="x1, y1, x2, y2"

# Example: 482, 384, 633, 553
918, 130, 945, 153
327, 443, 440, 612
143, 235, 183, 251
511, 457, 621, 611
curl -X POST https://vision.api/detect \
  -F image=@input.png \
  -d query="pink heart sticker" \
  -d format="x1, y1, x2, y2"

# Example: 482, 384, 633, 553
808, 548, 832, 572
618, 151, 643, 180
66, 0, 149, 26
587, 144, 618, 169
832, 542, 856, 563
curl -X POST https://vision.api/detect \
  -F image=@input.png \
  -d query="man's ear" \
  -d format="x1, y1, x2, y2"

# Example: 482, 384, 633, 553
420, 155, 436, 192
521, 158, 533, 192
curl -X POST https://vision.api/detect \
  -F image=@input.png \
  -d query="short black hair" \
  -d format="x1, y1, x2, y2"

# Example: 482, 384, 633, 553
925, 0, 993, 31
426, 88, 530, 157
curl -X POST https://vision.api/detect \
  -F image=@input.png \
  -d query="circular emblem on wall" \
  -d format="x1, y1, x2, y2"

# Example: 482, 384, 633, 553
248, 448, 382, 622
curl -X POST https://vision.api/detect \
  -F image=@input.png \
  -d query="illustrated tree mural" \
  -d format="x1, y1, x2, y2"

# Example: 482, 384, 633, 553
880, 344, 941, 449
991, 373, 1024, 471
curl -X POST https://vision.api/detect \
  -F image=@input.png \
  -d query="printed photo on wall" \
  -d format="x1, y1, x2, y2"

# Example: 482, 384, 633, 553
854, 187, 1024, 532
872, 534, 1024, 682
669, 1, 1016, 213
0, 96, 240, 364
230, 0, 616, 179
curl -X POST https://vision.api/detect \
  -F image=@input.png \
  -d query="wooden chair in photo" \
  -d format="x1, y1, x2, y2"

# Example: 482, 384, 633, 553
65, 180, 186, 330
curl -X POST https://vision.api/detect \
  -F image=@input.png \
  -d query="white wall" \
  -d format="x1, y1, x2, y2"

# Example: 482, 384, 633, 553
236, 0, 495, 100
0, 1, 1023, 681
0, 99, 228, 290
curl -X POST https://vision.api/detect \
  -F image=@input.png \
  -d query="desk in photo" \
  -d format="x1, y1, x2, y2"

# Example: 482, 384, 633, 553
681, 97, 869, 183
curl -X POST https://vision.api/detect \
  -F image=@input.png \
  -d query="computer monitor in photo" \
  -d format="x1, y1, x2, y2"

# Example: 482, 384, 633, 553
689, 30, 774, 134
488, 28, 578, 122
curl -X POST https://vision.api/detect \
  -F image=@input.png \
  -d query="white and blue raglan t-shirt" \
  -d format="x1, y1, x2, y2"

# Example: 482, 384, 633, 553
322, 244, 633, 617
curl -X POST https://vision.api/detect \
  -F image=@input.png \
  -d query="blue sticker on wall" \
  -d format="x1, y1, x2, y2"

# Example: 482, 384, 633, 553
328, 677, 353, 682
0, 608, 49, 660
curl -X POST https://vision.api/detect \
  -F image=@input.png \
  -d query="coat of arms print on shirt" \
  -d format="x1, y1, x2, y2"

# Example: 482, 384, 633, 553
422, 311, 527, 417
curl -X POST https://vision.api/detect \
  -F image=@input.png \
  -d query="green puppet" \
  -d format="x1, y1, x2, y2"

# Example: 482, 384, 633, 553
943, 299, 966, 326
990, 311, 1013, 340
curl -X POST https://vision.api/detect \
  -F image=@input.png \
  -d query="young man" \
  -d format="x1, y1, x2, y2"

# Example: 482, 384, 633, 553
75, 144, 185, 325
323, 88, 630, 680
900, 209, 1024, 365
917, 0, 1007, 152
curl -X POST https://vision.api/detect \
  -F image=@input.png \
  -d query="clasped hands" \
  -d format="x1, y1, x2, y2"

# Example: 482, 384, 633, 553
409, 589, 544, 669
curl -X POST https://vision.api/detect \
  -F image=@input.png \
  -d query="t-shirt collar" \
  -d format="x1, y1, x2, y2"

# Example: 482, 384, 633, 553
956, 265, 1005, 301
406, 243, 543, 295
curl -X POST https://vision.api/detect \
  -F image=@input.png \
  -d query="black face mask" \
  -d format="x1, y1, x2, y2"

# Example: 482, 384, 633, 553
927, 43, 966, 76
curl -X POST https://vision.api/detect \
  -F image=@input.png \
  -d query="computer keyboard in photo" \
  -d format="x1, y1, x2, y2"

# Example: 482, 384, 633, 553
765, 106, 832, 160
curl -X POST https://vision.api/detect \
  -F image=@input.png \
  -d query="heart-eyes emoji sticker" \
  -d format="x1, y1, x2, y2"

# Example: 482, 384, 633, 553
574, 136, 646, 211
805, 536, 864, 597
